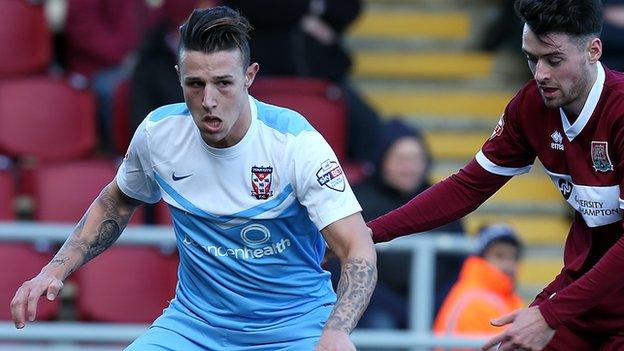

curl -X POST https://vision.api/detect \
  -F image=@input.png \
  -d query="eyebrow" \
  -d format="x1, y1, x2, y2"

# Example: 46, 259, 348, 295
522, 48, 564, 58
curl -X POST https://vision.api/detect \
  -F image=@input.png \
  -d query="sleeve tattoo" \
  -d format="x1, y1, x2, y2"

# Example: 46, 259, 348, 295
48, 187, 134, 277
325, 258, 377, 333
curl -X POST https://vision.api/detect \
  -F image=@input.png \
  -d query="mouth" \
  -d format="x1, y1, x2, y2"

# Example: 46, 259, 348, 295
202, 115, 223, 133
539, 86, 559, 99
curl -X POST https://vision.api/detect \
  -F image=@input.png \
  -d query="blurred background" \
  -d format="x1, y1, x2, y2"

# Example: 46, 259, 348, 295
2, 0, 620, 349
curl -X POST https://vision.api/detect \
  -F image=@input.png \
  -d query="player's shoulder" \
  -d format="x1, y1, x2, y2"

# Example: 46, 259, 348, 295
253, 98, 316, 137
146, 103, 191, 125
602, 67, 624, 105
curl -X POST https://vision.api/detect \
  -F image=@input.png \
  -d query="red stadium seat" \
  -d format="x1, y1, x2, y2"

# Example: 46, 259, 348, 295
0, 77, 96, 161
0, 243, 59, 321
0, 171, 14, 220
29, 159, 173, 323
155, 201, 173, 225
112, 80, 132, 155
0, 1, 51, 77
30, 159, 144, 224
250, 77, 348, 159
74, 246, 178, 323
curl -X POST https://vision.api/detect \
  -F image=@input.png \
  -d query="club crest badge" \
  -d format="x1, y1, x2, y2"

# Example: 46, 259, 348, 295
591, 141, 613, 172
316, 160, 345, 192
251, 166, 274, 200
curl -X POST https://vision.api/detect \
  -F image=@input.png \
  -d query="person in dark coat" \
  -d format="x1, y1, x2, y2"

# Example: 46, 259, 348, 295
222, 0, 382, 163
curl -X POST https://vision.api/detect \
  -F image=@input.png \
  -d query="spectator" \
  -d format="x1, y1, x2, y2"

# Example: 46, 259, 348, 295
130, 1, 219, 133
222, 0, 382, 164
433, 223, 524, 341
63, 0, 198, 151
480, 0, 523, 52
343, 119, 465, 328
601, 0, 624, 71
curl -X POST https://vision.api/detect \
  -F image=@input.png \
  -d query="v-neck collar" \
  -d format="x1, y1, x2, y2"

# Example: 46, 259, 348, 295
560, 62, 605, 141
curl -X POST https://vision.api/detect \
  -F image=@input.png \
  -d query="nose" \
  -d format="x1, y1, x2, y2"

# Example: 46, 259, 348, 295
202, 85, 217, 111
534, 60, 550, 83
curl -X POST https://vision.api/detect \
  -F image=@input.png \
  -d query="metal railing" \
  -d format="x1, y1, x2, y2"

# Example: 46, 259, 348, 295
0, 221, 486, 350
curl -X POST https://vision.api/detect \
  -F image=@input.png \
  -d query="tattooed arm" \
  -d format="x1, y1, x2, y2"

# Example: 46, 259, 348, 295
317, 212, 377, 351
10, 180, 142, 329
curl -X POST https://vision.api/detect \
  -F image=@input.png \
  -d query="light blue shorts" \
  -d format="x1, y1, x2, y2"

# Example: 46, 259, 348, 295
125, 300, 332, 351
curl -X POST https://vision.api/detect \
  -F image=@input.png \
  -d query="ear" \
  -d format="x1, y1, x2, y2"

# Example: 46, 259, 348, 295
588, 38, 602, 64
175, 65, 181, 83
244, 63, 260, 89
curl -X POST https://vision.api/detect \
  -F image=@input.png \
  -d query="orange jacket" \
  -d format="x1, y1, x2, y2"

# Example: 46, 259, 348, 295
433, 256, 523, 336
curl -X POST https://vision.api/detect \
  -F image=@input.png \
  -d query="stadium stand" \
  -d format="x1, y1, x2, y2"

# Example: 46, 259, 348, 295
0, 243, 59, 321
0, 171, 14, 220
74, 245, 178, 323
0, 0, 51, 77
0, 77, 96, 161
111, 79, 132, 155
29, 159, 176, 323
250, 77, 348, 160
29, 159, 144, 224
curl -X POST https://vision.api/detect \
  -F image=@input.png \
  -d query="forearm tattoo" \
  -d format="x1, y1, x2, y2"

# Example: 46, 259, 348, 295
325, 258, 377, 333
49, 187, 133, 278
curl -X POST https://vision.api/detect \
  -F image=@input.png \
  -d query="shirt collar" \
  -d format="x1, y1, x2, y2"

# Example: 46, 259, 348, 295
560, 61, 605, 141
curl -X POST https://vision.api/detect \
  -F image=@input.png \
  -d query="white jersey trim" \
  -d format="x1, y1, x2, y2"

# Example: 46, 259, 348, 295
475, 150, 532, 176
561, 62, 605, 141
545, 168, 622, 227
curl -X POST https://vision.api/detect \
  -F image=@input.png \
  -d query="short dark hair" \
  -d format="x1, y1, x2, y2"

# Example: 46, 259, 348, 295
514, 0, 603, 38
178, 6, 252, 68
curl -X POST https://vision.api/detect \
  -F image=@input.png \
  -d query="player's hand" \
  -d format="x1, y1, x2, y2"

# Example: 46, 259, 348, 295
10, 271, 64, 329
315, 329, 355, 351
481, 307, 555, 351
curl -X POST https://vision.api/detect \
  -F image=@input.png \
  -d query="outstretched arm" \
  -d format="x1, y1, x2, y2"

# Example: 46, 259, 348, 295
11, 180, 142, 328
316, 212, 377, 351
369, 159, 511, 243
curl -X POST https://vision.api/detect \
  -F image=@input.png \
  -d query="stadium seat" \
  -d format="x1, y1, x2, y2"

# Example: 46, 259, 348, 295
112, 79, 132, 155
0, 1, 51, 77
0, 77, 96, 161
30, 159, 144, 224
250, 77, 348, 159
0, 171, 14, 220
155, 201, 173, 225
74, 246, 178, 323
29, 159, 174, 323
0, 243, 59, 321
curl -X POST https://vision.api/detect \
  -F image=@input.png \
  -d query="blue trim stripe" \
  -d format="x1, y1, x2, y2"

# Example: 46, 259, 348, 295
149, 103, 189, 122
230, 184, 294, 219
154, 172, 219, 220
154, 172, 295, 223
255, 101, 314, 136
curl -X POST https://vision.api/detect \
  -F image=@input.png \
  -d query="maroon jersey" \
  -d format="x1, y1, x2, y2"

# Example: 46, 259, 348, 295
369, 63, 624, 332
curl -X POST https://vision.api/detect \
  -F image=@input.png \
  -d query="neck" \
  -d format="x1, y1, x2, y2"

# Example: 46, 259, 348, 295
562, 63, 598, 121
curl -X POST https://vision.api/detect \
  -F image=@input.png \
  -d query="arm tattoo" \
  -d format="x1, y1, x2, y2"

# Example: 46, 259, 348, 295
325, 258, 377, 333
49, 186, 134, 278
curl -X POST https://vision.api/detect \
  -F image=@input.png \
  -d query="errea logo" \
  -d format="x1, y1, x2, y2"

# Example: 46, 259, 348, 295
550, 131, 564, 151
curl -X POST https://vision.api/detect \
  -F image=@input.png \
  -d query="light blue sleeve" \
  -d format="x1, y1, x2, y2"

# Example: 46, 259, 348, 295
115, 120, 161, 204
292, 131, 362, 230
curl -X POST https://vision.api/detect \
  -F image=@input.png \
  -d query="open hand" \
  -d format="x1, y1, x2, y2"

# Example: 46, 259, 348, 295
482, 307, 555, 351
11, 271, 63, 329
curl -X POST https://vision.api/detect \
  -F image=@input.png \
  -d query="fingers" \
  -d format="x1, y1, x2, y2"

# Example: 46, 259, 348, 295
490, 309, 519, 327
46, 280, 63, 301
10, 278, 63, 329
10, 285, 31, 329
482, 333, 507, 351
26, 285, 45, 323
